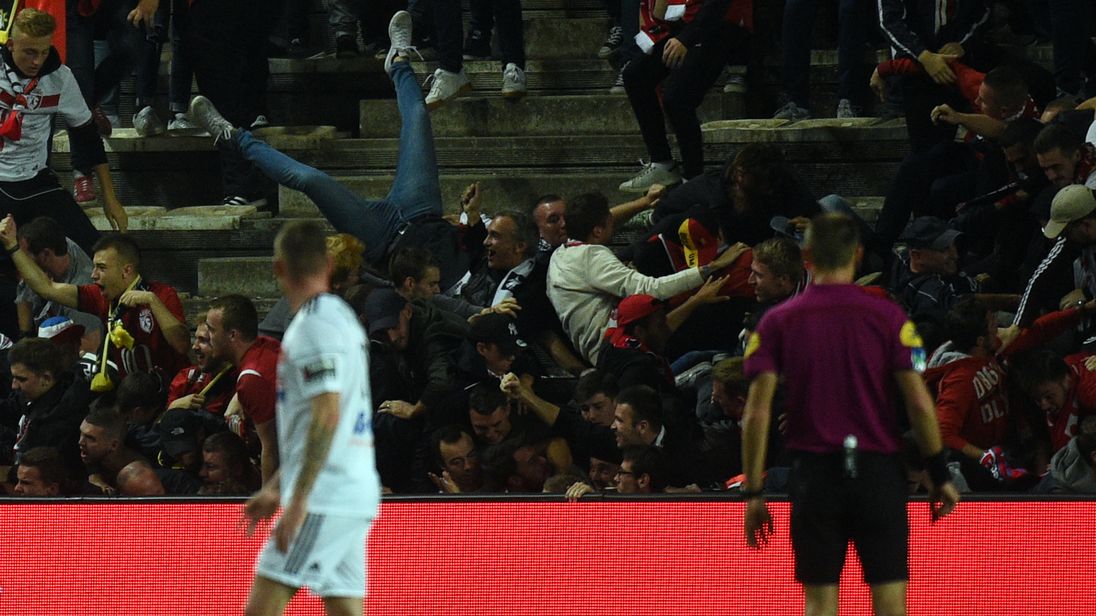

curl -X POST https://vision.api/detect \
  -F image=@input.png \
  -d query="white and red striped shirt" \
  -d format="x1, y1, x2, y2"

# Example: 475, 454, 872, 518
1, 50, 91, 181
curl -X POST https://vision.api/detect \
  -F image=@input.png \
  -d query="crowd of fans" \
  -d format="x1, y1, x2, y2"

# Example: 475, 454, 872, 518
2, 0, 1096, 499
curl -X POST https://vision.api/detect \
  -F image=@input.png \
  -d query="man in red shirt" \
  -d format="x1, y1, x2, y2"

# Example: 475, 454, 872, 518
205, 294, 281, 483
167, 314, 237, 415
925, 297, 1094, 490
1018, 349, 1096, 456
0, 217, 189, 388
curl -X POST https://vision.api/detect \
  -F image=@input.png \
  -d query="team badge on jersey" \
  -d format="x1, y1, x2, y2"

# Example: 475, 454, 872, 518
900, 321, 926, 372
744, 331, 761, 359
303, 358, 336, 383
139, 308, 154, 333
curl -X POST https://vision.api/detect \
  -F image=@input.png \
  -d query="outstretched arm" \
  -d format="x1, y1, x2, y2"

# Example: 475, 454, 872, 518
0, 215, 79, 308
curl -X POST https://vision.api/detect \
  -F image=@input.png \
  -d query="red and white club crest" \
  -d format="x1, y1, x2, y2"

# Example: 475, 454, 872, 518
139, 308, 154, 333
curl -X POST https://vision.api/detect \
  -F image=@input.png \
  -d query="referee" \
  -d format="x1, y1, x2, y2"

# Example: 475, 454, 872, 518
741, 214, 959, 616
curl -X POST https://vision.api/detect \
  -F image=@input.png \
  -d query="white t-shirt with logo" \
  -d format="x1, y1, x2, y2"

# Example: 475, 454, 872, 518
276, 293, 381, 518
0, 60, 91, 182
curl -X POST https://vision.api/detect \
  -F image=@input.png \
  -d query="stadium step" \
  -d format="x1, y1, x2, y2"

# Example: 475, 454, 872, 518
181, 295, 282, 329
358, 93, 738, 138
199, 256, 282, 298
50, 116, 909, 211
50, 126, 343, 209
83, 205, 269, 231
94, 217, 311, 298
291, 119, 909, 196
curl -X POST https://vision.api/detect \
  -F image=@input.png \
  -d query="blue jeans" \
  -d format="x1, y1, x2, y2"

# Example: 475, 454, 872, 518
237, 61, 443, 265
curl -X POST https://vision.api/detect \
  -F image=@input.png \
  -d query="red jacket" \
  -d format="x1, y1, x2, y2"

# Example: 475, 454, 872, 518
1050, 353, 1096, 453
925, 308, 1082, 452
637, 0, 747, 53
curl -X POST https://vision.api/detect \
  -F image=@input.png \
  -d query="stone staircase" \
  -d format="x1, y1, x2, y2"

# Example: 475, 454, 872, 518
48, 1, 1055, 324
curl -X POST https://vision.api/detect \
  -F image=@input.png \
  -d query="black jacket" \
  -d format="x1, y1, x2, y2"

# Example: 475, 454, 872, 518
878, 0, 990, 59
0, 371, 92, 476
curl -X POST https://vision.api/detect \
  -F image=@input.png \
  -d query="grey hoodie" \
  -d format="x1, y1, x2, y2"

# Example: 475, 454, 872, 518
1050, 437, 1096, 494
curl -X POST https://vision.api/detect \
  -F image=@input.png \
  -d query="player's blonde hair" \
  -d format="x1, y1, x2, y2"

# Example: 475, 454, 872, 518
325, 233, 365, 287
13, 8, 57, 39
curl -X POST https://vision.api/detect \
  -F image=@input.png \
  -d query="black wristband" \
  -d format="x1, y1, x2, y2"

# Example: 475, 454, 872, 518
5, 244, 18, 255
925, 450, 950, 487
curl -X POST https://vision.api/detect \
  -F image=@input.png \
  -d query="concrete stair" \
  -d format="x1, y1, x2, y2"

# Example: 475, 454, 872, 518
359, 93, 736, 138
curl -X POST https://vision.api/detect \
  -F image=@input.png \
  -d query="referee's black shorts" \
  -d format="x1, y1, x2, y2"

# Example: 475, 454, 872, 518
787, 450, 909, 586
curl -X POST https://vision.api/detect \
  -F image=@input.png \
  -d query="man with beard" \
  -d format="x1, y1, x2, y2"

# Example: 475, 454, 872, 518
204, 294, 281, 482
166, 314, 237, 415
79, 406, 162, 495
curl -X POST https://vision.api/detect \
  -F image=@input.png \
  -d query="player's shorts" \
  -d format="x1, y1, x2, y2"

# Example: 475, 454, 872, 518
255, 512, 373, 597
787, 450, 909, 586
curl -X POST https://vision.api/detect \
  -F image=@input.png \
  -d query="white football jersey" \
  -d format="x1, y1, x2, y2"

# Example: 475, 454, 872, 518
277, 293, 381, 517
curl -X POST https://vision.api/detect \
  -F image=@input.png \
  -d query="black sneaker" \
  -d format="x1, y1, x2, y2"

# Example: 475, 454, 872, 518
462, 29, 491, 60
287, 38, 308, 59
336, 34, 358, 58
598, 26, 624, 59
223, 195, 268, 207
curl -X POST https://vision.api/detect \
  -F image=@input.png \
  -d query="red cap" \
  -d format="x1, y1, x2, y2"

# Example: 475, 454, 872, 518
614, 294, 664, 327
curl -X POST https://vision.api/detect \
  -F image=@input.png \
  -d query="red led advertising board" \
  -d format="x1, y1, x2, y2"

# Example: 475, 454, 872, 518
0, 497, 1093, 614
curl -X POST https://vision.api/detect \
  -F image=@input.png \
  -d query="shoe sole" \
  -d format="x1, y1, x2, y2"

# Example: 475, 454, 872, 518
618, 177, 682, 193
135, 124, 166, 138
425, 81, 473, 111
501, 88, 527, 100
388, 11, 413, 51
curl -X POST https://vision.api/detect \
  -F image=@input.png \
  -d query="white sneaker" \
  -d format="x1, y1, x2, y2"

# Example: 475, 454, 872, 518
836, 98, 857, 119
189, 95, 235, 145
618, 162, 682, 193
168, 112, 197, 131
501, 63, 526, 99
132, 106, 165, 137
384, 10, 418, 73
424, 68, 472, 110
772, 100, 811, 121
250, 114, 270, 129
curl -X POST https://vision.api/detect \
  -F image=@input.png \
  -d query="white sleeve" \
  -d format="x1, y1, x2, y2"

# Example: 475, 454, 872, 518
289, 312, 357, 400
56, 67, 92, 129
584, 245, 704, 300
